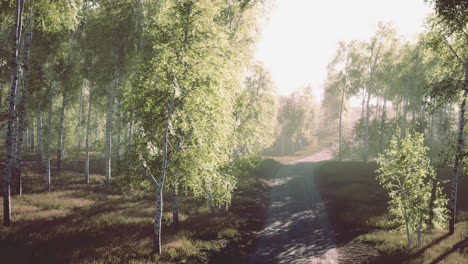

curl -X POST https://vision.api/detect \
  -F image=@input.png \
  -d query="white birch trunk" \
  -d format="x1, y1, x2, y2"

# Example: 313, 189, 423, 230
105, 76, 117, 185
77, 88, 84, 152
31, 122, 34, 152
154, 83, 177, 254
3, 0, 24, 226
115, 99, 122, 166
363, 87, 371, 163
449, 88, 466, 235
338, 87, 345, 162
402, 94, 408, 138
14, 91, 25, 195
403, 202, 412, 247
379, 98, 387, 154
172, 184, 179, 228
45, 87, 54, 191
85, 86, 92, 184
128, 113, 134, 150
56, 92, 66, 175
207, 184, 216, 214
36, 110, 43, 162
14, 11, 33, 196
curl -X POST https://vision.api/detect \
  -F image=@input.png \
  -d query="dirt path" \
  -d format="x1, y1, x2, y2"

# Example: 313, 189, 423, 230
250, 155, 338, 263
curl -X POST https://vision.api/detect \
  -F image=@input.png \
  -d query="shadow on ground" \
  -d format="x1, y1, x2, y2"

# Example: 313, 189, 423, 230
250, 162, 338, 264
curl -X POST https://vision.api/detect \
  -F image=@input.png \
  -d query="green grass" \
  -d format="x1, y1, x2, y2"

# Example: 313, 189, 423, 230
314, 161, 468, 264
0, 162, 271, 263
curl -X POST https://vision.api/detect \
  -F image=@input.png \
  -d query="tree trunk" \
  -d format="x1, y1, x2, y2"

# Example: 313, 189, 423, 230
448, 88, 466, 235
207, 185, 216, 214
338, 86, 345, 162
14, 91, 25, 196
281, 133, 284, 155
85, 87, 92, 184
36, 110, 43, 162
417, 228, 422, 247
115, 99, 122, 167
375, 97, 381, 122
94, 115, 99, 138
363, 86, 371, 163
13, 11, 33, 196
172, 184, 179, 228
154, 83, 177, 255
45, 87, 54, 191
429, 113, 434, 161
56, 92, 66, 175
154, 185, 164, 255
126, 113, 134, 154
30, 122, 34, 152
3, 0, 24, 227
402, 97, 408, 138
403, 202, 412, 247
77, 88, 84, 152
105, 77, 117, 185
379, 98, 387, 154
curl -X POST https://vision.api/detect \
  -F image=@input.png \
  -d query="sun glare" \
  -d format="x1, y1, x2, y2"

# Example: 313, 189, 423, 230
255, 0, 433, 99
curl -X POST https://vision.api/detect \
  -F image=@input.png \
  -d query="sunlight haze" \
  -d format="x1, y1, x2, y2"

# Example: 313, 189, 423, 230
255, 0, 433, 98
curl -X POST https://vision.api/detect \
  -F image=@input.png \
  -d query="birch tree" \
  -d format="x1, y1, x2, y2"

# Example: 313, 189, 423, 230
125, 0, 265, 254
425, 14, 467, 235
376, 129, 448, 247
323, 41, 360, 161
3, 0, 24, 226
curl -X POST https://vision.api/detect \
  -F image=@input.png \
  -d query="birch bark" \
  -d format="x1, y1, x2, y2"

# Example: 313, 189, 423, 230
3, 0, 24, 226
153, 84, 177, 254
85, 86, 92, 184
36, 111, 43, 162
448, 88, 466, 235
14, 11, 33, 195
172, 184, 179, 228
105, 76, 118, 185
45, 86, 54, 191
56, 92, 66, 175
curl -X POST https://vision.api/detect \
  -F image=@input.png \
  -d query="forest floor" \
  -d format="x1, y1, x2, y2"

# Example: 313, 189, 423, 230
1, 141, 467, 264
0, 155, 279, 263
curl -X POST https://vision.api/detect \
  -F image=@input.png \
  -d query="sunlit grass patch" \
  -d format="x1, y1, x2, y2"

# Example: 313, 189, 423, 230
365, 214, 395, 229
217, 227, 239, 239
14, 190, 94, 210
161, 237, 201, 261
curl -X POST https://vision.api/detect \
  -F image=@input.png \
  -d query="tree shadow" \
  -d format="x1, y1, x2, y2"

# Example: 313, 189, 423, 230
410, 233, 450, 259
429, 238, 468, 264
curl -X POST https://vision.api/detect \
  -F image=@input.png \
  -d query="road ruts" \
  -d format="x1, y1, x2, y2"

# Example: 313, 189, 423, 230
250, 162, 339, 264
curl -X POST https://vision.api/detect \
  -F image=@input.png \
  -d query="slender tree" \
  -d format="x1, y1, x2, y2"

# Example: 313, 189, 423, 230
3, 0, 24, 226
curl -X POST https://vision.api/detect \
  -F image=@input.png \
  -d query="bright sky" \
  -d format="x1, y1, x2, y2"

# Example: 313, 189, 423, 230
255, 0, 433, 98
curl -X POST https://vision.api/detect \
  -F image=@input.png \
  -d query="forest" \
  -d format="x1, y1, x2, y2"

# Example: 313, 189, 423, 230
0, 0, 466, 263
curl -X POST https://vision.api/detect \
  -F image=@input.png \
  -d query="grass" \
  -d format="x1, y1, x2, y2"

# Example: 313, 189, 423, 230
314, 161, 468, 264
0, 158, 273, 263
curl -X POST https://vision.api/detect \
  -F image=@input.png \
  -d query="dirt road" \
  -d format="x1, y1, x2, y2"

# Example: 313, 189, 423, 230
250, 150, 338, 264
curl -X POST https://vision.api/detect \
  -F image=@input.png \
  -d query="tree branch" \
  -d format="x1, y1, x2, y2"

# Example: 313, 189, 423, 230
442, 35, 464, 64
139, 153, 159, 187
